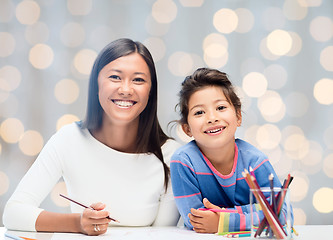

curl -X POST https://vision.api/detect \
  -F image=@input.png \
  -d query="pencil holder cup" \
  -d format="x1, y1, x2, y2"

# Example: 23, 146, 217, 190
250, 187, 292, 239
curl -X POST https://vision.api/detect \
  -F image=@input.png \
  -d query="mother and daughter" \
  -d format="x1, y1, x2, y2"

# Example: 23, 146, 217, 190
3, 38, 292, 235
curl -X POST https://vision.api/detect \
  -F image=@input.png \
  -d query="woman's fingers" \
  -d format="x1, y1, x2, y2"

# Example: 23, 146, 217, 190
80, 203, 111, 235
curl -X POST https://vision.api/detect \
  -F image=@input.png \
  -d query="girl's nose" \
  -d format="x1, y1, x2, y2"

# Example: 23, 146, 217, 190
207, 112, 219, 124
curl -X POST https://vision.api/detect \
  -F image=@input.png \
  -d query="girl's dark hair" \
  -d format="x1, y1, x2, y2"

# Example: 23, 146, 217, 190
179, 67, 241, 124
81, 38, 170, 190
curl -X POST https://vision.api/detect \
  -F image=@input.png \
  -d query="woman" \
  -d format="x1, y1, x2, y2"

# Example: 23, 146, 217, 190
3, 38, 180, 235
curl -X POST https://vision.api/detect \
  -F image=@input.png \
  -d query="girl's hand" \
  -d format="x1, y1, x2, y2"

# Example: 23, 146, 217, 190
79, 202, 111, 235
188, 198, 221, 233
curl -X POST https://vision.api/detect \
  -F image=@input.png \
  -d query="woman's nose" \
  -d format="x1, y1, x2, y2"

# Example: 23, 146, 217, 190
118, 81, 133, 95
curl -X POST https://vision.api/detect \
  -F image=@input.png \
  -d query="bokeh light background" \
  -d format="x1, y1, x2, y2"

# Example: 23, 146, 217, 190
0, 0, 333, 226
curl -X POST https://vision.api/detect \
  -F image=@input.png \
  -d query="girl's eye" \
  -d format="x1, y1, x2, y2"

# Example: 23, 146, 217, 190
109, 75, 121, 80
217, 106, 226, 111
194, 110, 204, 116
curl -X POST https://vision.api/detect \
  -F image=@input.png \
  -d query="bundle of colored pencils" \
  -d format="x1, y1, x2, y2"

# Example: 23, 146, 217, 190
242, 169, 293, 239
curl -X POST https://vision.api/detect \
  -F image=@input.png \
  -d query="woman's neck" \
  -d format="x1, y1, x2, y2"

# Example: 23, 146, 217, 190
91, 120, 139, 153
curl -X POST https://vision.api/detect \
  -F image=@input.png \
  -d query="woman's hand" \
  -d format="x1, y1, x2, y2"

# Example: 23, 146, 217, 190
188, 198, 221, 233
79, 202, 111, 235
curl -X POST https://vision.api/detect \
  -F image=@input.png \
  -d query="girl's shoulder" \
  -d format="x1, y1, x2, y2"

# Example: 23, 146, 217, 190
235, 138, 268, 165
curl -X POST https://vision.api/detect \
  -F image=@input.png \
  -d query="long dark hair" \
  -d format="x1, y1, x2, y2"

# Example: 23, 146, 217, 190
82, 38, 170, 189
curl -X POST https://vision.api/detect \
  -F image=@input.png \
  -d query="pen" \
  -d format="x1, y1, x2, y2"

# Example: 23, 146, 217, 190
59, 194, 119, 223
4, 233, 25, 240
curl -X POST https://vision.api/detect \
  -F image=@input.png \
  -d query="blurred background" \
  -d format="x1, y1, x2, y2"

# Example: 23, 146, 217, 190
0, 0, 332, 226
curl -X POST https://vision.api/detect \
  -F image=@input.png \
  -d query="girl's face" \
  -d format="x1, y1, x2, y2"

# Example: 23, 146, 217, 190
182, 86, 241, 152
97, 53, 151, 127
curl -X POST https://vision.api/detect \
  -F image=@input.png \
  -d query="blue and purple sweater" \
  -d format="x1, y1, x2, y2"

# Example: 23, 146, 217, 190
170, 139, 293, 231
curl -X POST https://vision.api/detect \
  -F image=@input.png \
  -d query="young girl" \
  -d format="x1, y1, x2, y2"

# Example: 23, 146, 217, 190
170, 68, 293, 233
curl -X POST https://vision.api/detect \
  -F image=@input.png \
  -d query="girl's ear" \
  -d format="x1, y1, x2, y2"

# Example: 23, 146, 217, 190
181, 124, 193, 137
237, 110, 242, 127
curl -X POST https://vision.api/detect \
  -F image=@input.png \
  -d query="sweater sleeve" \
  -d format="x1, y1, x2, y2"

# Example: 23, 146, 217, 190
170, 152, 205, 229
3, 133, 64, 231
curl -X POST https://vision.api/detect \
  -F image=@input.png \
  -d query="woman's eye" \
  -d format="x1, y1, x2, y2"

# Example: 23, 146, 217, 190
194, 110, 204, 116
109, 75, 120, 80
217, 106, 226, 111
133, 78, 145, 83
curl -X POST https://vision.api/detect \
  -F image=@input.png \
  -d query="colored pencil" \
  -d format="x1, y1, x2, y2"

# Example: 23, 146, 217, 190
198, 208, 238, 213
243, 170, 286, 239
4, 233, 25, 240
59, 194, 119, 223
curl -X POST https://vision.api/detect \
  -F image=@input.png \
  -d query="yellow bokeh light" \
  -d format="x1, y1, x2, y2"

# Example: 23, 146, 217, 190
293, 208, 307, 225
204, 51, 229, 69
260, 37, 280, 61
179, 0, 204, 7
266, 29, 293, 56
203, 33, 228, 50
54, 79, 79, 104
299, 141, 323, 175
310, 16, 333, 42
204, 43, 227, 58
29, 43, 54, 69
143, 37, 166, 62
0, 118, 24, 143
168, 51, 194, 77
283, 0, 308, 20
56, 114, 80, 131
313, 187, 333, 213
242, 72, 267, 98
213, 8, 238, 34
284, 133, 309, 160
286, 32, 302, 57
51, 181, 69, 207
15, 0, 40, 25
67, 0, 92, 16
256, 124, 281, 150
235, 8, 254, 33
0, 171, 9, 195
73, 49, 97, 75
244, 125, 260, 148
323, 153, 333, 178
61, 22, 85, 47
258, 90, 286, 123
152, 0, 178, 24
0, 65, 21, 91
313, 78, 333, 105
320, 46, 333, 72
18, 130, 44, 156
298, 0, 322, 7
0, 32, 15, 57
289, 171, 309, 202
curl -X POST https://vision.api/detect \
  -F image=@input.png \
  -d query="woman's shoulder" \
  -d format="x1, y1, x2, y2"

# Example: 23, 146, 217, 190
48, 121, 86, 143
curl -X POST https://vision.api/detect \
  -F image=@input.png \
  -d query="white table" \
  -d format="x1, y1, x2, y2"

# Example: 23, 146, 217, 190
1, 225, 332, 240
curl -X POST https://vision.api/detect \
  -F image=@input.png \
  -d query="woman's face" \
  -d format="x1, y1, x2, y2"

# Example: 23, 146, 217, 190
97, 53, 151, 126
